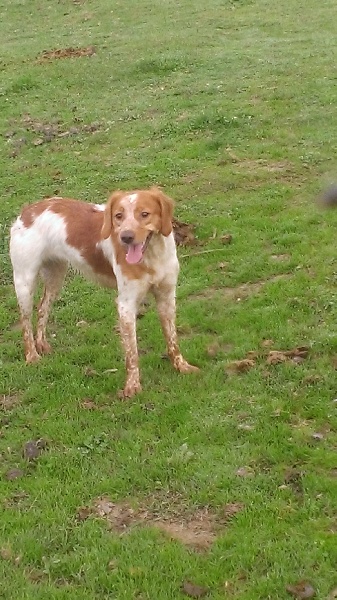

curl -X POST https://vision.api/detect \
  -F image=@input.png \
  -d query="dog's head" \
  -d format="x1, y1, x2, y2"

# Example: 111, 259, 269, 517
101, 187, 174, 264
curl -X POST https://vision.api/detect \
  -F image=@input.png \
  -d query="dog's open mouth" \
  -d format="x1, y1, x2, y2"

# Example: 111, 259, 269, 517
125, 233, 153, 265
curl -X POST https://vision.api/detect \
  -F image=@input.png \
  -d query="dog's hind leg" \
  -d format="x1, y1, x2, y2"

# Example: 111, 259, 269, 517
35, 261, 67, 355
11, 264, 40, 364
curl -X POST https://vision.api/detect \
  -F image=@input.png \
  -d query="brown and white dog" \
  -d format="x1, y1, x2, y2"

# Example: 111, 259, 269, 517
10, 187, 198, 397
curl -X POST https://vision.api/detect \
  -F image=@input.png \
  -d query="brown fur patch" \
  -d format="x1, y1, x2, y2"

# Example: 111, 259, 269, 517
21, 199, 55, 228
21, 198, 116, 283
59, 201, 116, 281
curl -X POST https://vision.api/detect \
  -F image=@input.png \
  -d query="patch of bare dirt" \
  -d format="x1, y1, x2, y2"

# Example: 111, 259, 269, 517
37, 46, 96, 61
25, 568, 48, 584
282, 468, 305, 498
77, 496, 243, 551
226, 359, 256, 375
5, 114, 102, 157
239, 159, 294, 174
286, 580, 315, 599
79, 397, 111, 410
222, 273, 289, 301
223, 281, 264, 301
4, 468, 25, 481
182, 580, 210, 597
218, 149, 294, 174
217, 149, 295, 173
3, 491, 29, 509
173, 219, 196, 246
24, 113, 101, 138
93, 498, 138, 532
190, 273, 290, 302
0, 394, 20, 410
154, 510, 216, 550
189, 287, 220, 300
266, 347, 309, 365
0, 545, 21, 566
222, 502, 245, 520
220, 233, 233, 245
226, 344, 310, 375
270, 253, 291, 262
236, 466, 255, 478
206, 342, 234, 357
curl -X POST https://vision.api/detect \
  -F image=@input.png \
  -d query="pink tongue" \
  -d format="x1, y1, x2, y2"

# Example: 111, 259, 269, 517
126, 243, 144, 264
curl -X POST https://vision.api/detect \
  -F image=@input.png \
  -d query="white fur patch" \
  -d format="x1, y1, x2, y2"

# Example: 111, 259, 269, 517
128, 193, 138, 204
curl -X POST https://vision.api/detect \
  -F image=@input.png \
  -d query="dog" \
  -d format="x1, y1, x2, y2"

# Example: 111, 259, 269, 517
10, 187, 198, 397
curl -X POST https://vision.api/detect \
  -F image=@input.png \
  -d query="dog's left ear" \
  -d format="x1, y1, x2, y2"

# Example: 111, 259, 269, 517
101, 191, 123, 239
149, 187, 174, 236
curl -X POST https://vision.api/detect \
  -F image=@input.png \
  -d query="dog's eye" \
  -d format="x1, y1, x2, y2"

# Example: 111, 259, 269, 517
141, 211, 149, 218
114, 212, 123, 220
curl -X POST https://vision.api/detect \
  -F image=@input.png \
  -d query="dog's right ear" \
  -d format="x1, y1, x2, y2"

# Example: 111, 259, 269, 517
101, 191, 123, 239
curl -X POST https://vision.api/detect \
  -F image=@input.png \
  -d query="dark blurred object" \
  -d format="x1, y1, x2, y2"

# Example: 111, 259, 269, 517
319, 184, 337, 207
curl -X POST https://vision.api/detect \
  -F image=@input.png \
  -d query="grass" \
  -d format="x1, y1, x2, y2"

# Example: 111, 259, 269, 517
1, 0, 337, 598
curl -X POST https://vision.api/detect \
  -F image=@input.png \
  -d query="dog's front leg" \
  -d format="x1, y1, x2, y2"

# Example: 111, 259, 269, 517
117, 302, 141, 398
154, 284, 199, 374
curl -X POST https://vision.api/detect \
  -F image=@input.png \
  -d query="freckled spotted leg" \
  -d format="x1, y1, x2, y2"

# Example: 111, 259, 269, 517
154, 284, 199, 374
35, 261, 67, 355
117, 296, 142, 398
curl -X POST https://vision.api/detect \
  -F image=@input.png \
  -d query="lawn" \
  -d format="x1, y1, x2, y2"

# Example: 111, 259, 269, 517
0, 0, 336, 598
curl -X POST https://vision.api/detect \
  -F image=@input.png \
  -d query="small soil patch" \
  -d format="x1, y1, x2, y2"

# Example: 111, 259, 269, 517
83, 496, 240, 551
173, 218, 196, 246
190, 274, 290, 302
189, 287, 220, 301
239, 159, 294, 173
4, 468, 25, 481
153, 508, 217, 551
4, 491, 29, 509
226, 359, 256, 374
222, 273, 289, 301
266, 346, 309, 365
25, 568, 48, 584
182, 580, 210, 597
7, 114, 102, 156
0, 394, 20, 410
270, 253, 291, 261
206, 342, 234, 357
37, 46, 96, 61
283, 468, 305, 497
286, 581, 315, 599
225, 345, 309, 376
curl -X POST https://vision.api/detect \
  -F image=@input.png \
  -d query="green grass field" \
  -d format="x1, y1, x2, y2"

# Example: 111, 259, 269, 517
1, 0, 337, 598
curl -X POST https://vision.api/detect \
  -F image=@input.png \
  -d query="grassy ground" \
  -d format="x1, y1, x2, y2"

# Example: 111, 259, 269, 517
1, 0, 337, 598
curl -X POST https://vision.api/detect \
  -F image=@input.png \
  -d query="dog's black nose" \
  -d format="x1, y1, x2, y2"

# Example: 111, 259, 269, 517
120, 230, 135, 245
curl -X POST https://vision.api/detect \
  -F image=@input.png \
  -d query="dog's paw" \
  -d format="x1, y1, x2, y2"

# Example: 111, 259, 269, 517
35, 339, 52, 355
118, 381, 142, 399
174, 356, 200, 374
25, 349, 41, 364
